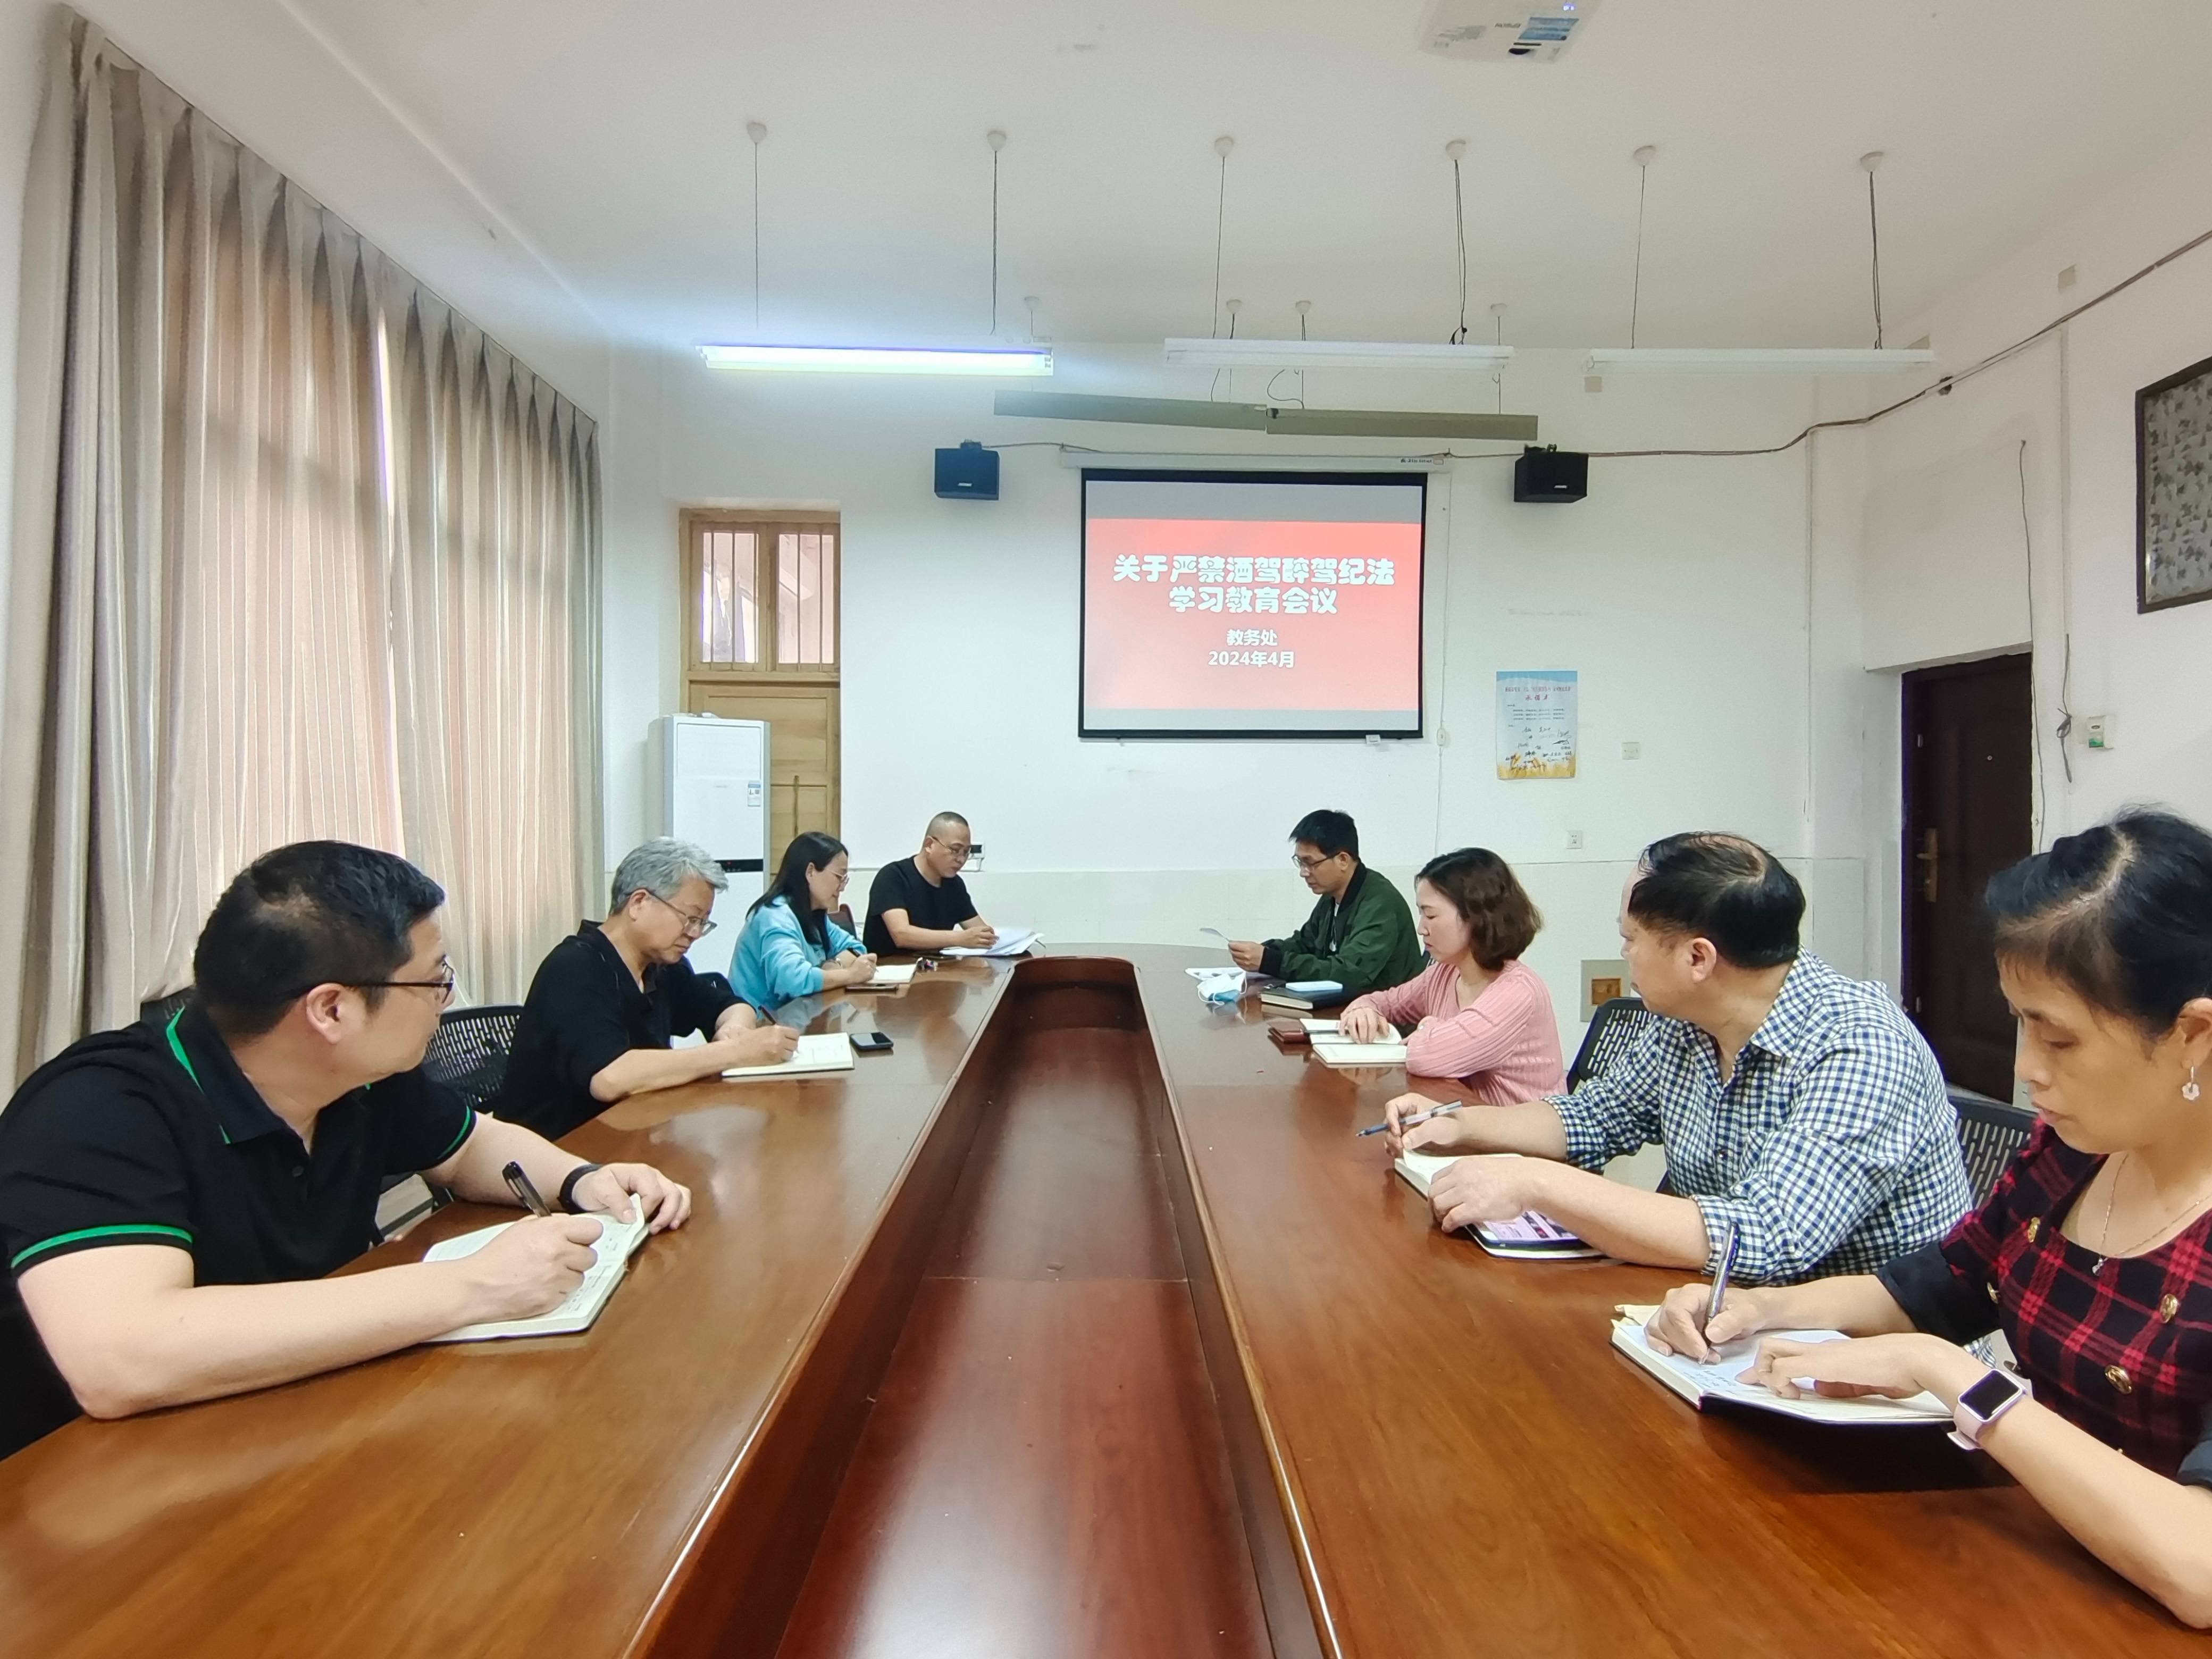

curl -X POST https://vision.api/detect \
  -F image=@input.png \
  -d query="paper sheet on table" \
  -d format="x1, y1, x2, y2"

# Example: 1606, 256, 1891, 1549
941, 927, 1040, 958
848, 963, 916, 987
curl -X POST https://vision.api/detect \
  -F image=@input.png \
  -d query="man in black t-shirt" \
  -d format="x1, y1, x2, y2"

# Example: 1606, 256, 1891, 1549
497, 837, 798, 1139
0, 842, 693, 1461
862, 812, 995, 955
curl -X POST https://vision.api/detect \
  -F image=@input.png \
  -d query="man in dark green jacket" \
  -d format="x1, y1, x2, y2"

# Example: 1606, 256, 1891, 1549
1229, 810, 1425, 996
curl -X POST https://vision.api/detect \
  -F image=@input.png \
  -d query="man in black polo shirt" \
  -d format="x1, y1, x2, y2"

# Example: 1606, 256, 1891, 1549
862, 811, 995, 955
0, 841, 692, 1461
496, 837, 798, 1139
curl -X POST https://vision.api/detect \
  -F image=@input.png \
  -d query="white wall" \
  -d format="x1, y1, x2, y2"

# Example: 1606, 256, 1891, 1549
603, 342, 1872, 1052
1845, 112, 2212, 990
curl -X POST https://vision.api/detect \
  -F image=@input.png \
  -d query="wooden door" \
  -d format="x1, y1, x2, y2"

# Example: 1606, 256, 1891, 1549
1903, 654, 2032, 1099
689, 682, 841, 863
682, 511, 840, 872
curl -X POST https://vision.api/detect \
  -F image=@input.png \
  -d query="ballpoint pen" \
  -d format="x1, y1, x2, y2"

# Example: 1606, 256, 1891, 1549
1705, 1220, 1741, 1330
1354, 1101, 1466, 1138
502, 1160, 553, 1217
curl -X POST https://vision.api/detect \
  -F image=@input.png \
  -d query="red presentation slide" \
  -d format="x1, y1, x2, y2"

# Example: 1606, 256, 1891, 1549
1080, 475, 1425, 736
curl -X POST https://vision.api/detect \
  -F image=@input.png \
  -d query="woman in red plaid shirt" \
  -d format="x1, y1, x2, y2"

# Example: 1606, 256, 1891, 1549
1645, 808, 2212, 1627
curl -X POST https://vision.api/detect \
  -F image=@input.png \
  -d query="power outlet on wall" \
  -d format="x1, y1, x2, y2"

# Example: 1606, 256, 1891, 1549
1565, 830, 1585, 851
2083, 716, 2114, 752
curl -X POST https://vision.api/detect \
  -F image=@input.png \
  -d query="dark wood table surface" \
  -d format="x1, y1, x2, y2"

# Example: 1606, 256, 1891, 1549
0, 945, 2194, 1657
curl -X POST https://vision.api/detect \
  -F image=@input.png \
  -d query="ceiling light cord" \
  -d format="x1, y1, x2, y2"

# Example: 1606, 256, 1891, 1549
1211, 151, 1229, 337
986, 130, 1008, 339
1868, 170, 1886, 349
1631, 157, 1649, 348
1451, 153, 1470, 345
1859, 152, 1888, 349
746, 121, 767, 333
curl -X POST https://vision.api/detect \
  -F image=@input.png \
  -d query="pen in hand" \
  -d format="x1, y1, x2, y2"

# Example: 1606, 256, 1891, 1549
1355, 1101, 1465, 1138
502, 1160, 554, 1217
1700, 1220, 1741, 1343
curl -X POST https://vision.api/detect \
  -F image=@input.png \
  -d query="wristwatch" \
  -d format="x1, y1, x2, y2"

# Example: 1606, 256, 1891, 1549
558, 1162, 604, 1214
1949, 1365, 2031, 1451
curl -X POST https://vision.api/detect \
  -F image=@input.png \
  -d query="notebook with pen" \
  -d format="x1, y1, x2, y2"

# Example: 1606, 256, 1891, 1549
1610, 1306, 1950, 1425
1392, 1149, 1602, 1259
1311, 1037, 1410, 1068
420, 1211, 650, 1343
722, 1032, 857, 1078
848, 964, 917, 988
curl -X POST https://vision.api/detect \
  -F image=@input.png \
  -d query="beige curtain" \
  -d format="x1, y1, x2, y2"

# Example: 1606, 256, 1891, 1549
0, 14, 602, 1077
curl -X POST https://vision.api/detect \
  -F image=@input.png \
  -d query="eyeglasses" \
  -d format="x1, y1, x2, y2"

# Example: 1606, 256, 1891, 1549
646, 889, 717, 937
1292, 853, 1337, 873
348, 964, 458, 1007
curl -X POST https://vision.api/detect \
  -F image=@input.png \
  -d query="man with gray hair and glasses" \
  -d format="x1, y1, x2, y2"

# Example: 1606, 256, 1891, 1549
497, 838, 798, 1138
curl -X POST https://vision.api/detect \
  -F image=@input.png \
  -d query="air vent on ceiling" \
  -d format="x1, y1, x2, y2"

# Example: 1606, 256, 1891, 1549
1415, 0, 1603, 62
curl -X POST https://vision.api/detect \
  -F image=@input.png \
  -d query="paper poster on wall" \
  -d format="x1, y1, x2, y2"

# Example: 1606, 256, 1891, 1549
1495, 671, 1578, 780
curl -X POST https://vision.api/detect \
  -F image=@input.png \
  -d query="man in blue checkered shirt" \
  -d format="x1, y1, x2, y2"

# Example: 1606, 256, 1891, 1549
1387, 833, 1971, 1283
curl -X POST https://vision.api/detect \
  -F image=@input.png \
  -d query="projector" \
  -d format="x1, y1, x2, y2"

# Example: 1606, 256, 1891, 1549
1415, 1, 1603, 62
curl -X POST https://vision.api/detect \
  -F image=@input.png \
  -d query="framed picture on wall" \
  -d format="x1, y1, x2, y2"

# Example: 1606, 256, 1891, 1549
2138, 351, 2212, 611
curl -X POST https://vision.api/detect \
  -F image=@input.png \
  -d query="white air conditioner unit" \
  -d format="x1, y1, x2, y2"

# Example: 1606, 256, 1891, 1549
1415, 0, 1603, 62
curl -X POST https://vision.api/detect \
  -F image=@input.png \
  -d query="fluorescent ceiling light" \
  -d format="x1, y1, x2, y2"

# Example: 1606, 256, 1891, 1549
698, 343, 1053, 375
1163, 337, 1514, 371
992, 391, 1537, 441
1583, 347, 1937, 376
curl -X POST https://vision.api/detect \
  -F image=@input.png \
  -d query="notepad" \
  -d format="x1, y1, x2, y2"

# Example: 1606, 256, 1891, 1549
942, 927, 1040, 958
421, 1212, 650, 1343
1300, 1018, 1343, 1036
1260, 980, 1346, 1011
1610, 1306, 1951, 1425
1311, 1038, 1410, 1068
1391, 1150, 1602, 1259
848, 963, 917, 988
722, 1032, 857, 1078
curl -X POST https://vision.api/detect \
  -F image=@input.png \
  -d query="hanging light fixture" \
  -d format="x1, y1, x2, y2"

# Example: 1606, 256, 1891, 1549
701, 125, 1054, 376
1585, 146, 1936, 376
1162, 138, 1515, 374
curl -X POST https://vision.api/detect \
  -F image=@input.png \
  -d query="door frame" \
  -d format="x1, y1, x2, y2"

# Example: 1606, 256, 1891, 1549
678, 508, 842, 847
1898, 649, 2032, 1035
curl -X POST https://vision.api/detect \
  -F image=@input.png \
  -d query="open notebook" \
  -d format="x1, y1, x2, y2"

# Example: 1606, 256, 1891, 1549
848, 963, 917, 988
1393, 1149, 1602, 1260
1610, 1305, 1950, 1425
422, 1212, 650, 1343
1311, 1037, 1410, 1068
722, 1032, 856, 1079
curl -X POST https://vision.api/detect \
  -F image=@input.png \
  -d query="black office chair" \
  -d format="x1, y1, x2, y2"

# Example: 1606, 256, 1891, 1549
831, 903, 857, 939
1566, 996, 1663, 1090
1951, 1088, 2037, 1203
421, 1004, 524, 1111
139, 986, 194, 1027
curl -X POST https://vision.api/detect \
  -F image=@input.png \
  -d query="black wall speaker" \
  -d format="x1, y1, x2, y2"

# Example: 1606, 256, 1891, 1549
1513, 446, 1588, 504
934, 440, 1000, 500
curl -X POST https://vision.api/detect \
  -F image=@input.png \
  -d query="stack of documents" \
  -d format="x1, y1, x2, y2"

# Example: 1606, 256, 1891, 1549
942, 927, 1040, 958
1610, 1307, 1951, 1425
1392, 1149, 1601, 1259
722, 1032, 856, 1078
422, 1211, 650, 1342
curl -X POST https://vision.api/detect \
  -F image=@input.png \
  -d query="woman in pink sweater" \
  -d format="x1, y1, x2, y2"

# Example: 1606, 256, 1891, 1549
1338, 848, 1564, 1101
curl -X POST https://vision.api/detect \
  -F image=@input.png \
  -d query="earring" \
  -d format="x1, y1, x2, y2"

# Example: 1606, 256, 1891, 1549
2186, 1066, 2202, 1104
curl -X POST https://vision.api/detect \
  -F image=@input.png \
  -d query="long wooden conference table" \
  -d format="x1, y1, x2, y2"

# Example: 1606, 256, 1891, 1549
0, 947, 2194, 1656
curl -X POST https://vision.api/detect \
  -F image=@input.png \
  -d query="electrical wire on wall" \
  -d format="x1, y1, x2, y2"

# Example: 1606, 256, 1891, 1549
1208, 135, 1234, 400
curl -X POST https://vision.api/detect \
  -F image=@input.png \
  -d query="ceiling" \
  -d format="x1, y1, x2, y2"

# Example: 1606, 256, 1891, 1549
292, 0, 2212, 352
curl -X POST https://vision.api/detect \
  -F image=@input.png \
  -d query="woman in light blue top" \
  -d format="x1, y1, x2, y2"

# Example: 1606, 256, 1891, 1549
730, 831, 878, 1012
